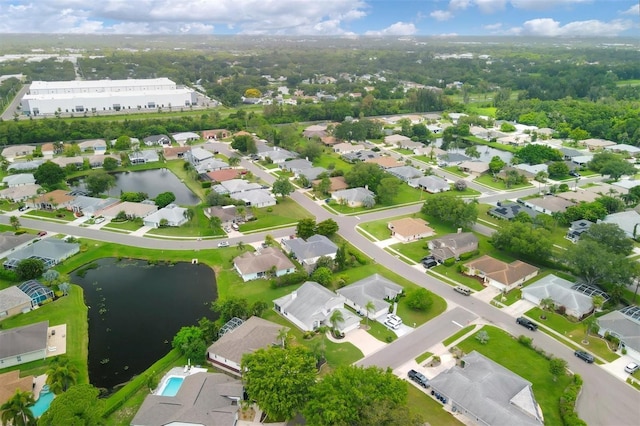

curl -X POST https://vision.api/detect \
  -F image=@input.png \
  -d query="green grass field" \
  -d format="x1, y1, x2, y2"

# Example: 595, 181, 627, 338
407, 385, 463, 425
239, 198, 312, 232
475, 174, 533, 190
442, 325, 476, 346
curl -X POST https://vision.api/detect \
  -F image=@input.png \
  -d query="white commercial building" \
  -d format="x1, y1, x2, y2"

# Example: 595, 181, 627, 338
21, 78, 197, 116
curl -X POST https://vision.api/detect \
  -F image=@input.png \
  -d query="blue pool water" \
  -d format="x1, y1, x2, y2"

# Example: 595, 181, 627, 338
30, 390, 54, 418
161, 377, 184, 397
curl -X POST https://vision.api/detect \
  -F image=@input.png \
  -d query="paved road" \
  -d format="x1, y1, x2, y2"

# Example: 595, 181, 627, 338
357, 307, 477, 369
1, 84, 29, 121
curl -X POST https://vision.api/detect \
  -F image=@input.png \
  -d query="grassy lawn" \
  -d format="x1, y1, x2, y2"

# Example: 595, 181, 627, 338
524, 308, 619, 362
476, 203, 503, 228
463, 136, 519, 153
329, 184, 426, 215
239, 198, 312, 232
389, 240, 428, 263
393, 148, 414, 155
407, 385, 463, 426
431, 265, 485, 291
312, 153, 354, 173
443, 166, 467, 177
0, 285, 88, 384
359, 212, 458, 242
442, 325, 475, 346
365, 320, 397, 343
457, 326, 572, 426
493, 287, 522, 306
474, 174, 532, 190
413, 155, 437, 165
103, 220, 143, 232
415, 351, 433, 364
147, 208, 222, 238
24, 209, 77, 222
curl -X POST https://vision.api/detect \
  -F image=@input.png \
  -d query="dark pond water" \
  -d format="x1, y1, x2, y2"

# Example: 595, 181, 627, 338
71, 169, 200, 205
72, 258, 217, 390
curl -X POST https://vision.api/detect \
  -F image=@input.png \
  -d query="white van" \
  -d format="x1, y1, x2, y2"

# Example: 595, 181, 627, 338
453, 286, 471, 296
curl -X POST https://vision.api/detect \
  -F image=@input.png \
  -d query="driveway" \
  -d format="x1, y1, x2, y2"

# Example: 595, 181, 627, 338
340, 328, 386, 357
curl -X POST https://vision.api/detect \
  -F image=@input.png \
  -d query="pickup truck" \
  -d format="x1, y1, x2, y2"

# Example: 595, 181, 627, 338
408, 369, 430, 388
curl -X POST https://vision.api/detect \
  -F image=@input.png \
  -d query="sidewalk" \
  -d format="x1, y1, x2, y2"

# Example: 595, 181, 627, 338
326, 327, 386, 357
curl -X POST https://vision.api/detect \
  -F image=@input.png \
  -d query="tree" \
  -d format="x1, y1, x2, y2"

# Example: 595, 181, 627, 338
563, 239, 636, 289
315, 256, 335, 271
272, 176, 294, 198
491, 221, 553, 261
454, 179, 467, 191
315, 218, 339, 237
547, 161, 569, 179
376, 177, 401, 205
365, 300, 376, 327
540, 297, 555, 312
475, 330, 490, 345
85, 171, 115, 196
212, 297, 250, 322
595, 195, 625, 214
16, 258, 45, 280
277, 328, 289, 348
159, 218, 169, 228
250, 300, 269, 317
465, 145, 480, 159
155, 191, 176, 208
46, 356, 79, 394
489, 155, 506, 176
421, 195, 478, 229
600, 159, 636, 180
244, 88, 262, 98
241, 346, 316, 421
102, 156, 119, 171
183, 208, 195, 222
316, 175, 332, 195
311, 267, 333, 287
335, 244, 347, 271
329, 309, 345, 334
34, 161, 65, 187
582, 222, 633, 255
303, 365, 409, 426
514, 145, 562, 165
344, 162, 385, 190
228, 156, 241, 167
197, 317, 219, 343
1, 390, 35, 426
171, 326, 207, 364
231, 134, 257, 154
299, 140, 323, 161
549, 357, 567, 382
42, 269, 60, 286
405, 288, 433, 312
296, 218, 316, 239
58, 282, 70, 296
37, 384, 104, 426
592, 295, 605, 312
209, 216, 222, 230
114, 135, 131, 150
9, 215, 20, 230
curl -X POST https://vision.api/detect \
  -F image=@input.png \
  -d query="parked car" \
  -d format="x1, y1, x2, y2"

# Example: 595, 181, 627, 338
624, 362, 639, 374
18, 205, 29, 212
516, 317, 538, 331
408, 369, 430, 388
422, 256, 438, 269
384, 319, 402, 330
574, 350, 594, 363
37, 231, 47, 237
387, 313, 402, 324
217, 241, 230, 247
453, 286, 471, 296
94, 217, 105, 224
569, 170, 581, 177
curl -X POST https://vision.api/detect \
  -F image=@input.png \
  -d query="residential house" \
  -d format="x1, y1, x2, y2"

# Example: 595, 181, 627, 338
364, 156, 404, 169
280, 159, 313, 173
565, 219, 594, 243
497, 134, 530, 146
7, 160, 43, 172
384, 134, 411, 146
213, 179, 262, 195
131, 372, 243, 426
202, 129, 230, 140
207, 317, 286, 375
386, 166, 423, 182
296, 167, 327, 182
414, 145, 446, 158
488, 202, 539, 221
571, 155, 593, 167
522, 274, 593, 319
437, 153, 470, 166
281, 234, 338, 266
429, 351, 543, 426
396, 140, 424, 150
559, 148, 585, 161
337, 274, 403, 319
601, 210, 640, 239
0, 321, 48, 368
89, 154, 120, 168
333, 143, 364, 154
0, 232, 37, 260
465, 255, 539, 292
233, 247, 296, 282
129, 150, 159, 164
41, 143, 55, 158
1, 145, 36, 162
513, 163, 548, 176
556, 190, 600, 204
172, 132, 200, 145
524, 196, 575, 214
77, 139, 107, 153
259, 147, 296, 164
0, 181, 39, 202
428, 232, 478, 263
230, 189, 276, 208
143, 204, 188, 228
597, 306, 640, 362
185, 147, 214, 165
612, 179, 640, 194
35, 189, 75, 210
143, 134, 171, 146
69, 196, 120, 217
2, 174, 36, 187
605, 144, 640, 157
273, 281, 359, 333
100, 201, 158, 220
0, 371, 34, 408
302, 124, 328, 139
3, 239, 80, 270
457, 161, 489, 177
582, 138, 616, 151
408, 175, 450, 193
447, 113, 468, 124
204, 205, 241, 227
388, 217, 434, 242
51, 156, 83, 169
193, 158, 229, 174
163, 146, 191, 160
331, 187, 375, 208
0, 287, 33, 320
311, 176, 348, 193
206, 169, 242, 183
17, 280, 54, 307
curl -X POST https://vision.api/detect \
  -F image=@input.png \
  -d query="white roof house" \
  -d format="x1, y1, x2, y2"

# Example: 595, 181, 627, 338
0, 321, 49, 369
281, 235, 338, 266
2, 174, 36, 187
1, 145, 36, 162
337, 274, 403, 319
601, 210, 640, 238
77, 139, 107, 153
214, 179, 262, 195
429, 351, 543, 426
0, 286, 33, 320
273, 281, 359, 333
408, 175, 450, 193
230, 189, 276, 209
3, 239, 80, 270
143, 204, 188, 228
0, 183, 41, 203
69, 196, 120, 217
386, 166, 423, 182
172, 132, 200, 144
598, 306, 640, 361
522, 274, 593, 319
185, 147, 214, 164
331, 187, 375, 208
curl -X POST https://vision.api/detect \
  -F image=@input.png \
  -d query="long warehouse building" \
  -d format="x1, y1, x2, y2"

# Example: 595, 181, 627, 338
20, 78, 197, 116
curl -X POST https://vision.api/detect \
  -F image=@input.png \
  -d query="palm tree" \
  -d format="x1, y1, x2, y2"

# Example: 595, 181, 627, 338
46, 356, 79, 395
1, 389, 36, 426
365, 300, 376, 327
183, 208, 195, 222
277, 328, 288, 348
228, 156, 241, 167
9, 215, 20, 230
237, 241, 245, 251
329, 309, 344, 336
540, 297, 555, 312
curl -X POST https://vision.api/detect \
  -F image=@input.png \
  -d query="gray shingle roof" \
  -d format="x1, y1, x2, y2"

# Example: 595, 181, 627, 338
386, 166, 423, 181
273, 281, 343, 329
0, 321, 48, 359
0, 286, 31, 312
337, 274, 403, 313
234, 247, 295, 276
522, 274, 593, 317
283, 235, 338, 262
429, 351, 542, 426
598, 310, 640, 353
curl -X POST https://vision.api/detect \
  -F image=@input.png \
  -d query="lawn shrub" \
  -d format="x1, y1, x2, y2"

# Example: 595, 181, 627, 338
518, 335, 533, 348
459, 251, 476, 261
559, 374, 587, 426
0, 268, 18, 281
271, 271, 308, 288
443, 258, 455, 266
201, 181, 212, 188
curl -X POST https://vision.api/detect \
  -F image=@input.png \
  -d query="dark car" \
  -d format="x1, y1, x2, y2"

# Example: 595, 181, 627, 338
516, 317, 538, 331
408, 369, 430, 388
574, 350, 594, 363
422, 259, 438, 269
569, 170, 581, 177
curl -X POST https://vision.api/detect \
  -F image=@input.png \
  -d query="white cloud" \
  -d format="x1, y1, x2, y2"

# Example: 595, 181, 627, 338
365, 22, 417, 36
430, 10, 454, 21
483, 23, 503, 30
449, 0, 472, 10
621, 4, 640, 15
510, 0, 592, 10
0, 0, 368, 35
475, 0, 507, 13
516, 17, 634, 36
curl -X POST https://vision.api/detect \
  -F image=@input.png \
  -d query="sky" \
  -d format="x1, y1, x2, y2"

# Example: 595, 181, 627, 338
0, 0, 638, 37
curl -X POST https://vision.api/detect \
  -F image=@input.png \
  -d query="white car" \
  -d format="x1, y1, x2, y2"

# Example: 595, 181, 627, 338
624, 362, 639, 374
387, 314, 402, 324
94, 217, 105, 224
217, 241, 230, 247
384, 319, 402, 330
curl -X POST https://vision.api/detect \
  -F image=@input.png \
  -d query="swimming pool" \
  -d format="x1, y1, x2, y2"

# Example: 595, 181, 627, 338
29, 390, 54, 418
160, 376, 184, 397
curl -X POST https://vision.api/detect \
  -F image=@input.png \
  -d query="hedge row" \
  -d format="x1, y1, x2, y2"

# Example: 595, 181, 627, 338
559, 374, 587, 426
